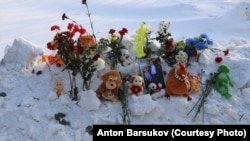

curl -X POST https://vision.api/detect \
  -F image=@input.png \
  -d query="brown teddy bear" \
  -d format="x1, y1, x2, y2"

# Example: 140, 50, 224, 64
128, 75, 144, 96
95, 70, 122, 102
165, 63, 200, 101
163, 38, 178, 67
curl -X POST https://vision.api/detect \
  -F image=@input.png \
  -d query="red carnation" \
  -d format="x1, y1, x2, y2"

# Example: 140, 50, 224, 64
50, 25, 60, 31
223, 49, 229, 56
93, 54, 100, 61
122, 27, 128, 34
78, 28, 86, 35
67, 23, 74, 31
73, 24, 80, 33
118, 30, 125, 35
215, 56, 223, 63
109, 29, 116, 34
119, 28, 128, 35
70, 45, 84, 55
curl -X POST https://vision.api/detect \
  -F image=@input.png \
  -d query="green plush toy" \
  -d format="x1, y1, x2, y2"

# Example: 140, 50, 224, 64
213, 64, 234, 98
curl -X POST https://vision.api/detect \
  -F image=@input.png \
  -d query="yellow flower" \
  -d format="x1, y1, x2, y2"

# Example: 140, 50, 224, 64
109, 33, 120, 42
78, 35, 96, 48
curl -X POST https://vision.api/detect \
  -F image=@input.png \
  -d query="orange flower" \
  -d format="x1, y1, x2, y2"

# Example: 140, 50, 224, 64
78, 35, 96, 48
42, 54, 64, 66
42, 55, 50, 62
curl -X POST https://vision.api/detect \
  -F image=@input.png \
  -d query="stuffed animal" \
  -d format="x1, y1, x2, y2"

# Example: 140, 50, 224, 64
120, 48, 133, 66
163, 38, 178, 67
189, 75, 200, 94
147, 82, 162, 95
128, 75, 144, 96
213, 64, 234, 98
95, 70, 122, 102
54, 80, 64, 97
165, 63, 200, 101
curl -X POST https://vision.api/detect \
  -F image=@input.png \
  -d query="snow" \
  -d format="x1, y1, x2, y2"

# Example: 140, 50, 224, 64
0, 0, 250, 140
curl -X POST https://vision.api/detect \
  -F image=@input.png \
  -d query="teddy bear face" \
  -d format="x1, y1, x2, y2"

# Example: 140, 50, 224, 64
128, 75, 144, 96
164, 38, 175, 53
105, 75, 119, 90
120, 49, 130, 60
130, 76, 144, 86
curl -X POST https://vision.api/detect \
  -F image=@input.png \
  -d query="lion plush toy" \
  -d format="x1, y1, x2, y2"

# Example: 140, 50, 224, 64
95, 70, 122, 102
165, 63, 200, 101
128, 75, 144, 96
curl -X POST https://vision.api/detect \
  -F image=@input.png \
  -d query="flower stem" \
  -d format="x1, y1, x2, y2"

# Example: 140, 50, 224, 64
84, 3, 96, 42
119, 81, 131, 125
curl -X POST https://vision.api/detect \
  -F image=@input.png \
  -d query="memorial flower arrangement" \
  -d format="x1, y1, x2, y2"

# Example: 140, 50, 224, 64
105, 27, 128, 69
46, 0, 102, 100
182, 33, 214, 57
43, 0, 234, 126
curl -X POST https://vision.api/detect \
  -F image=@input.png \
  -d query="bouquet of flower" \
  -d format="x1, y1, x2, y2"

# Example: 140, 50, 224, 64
46, 1, 102, 100
105, 28, 128, 69
184, 33, 214, 57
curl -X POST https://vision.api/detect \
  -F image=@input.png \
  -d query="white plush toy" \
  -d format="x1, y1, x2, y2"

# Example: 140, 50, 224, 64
120, 48, 133, 66
128, 75, 144, 96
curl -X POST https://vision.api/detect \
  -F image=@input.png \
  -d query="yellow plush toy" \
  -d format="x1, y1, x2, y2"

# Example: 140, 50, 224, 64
54, 80, 64, 97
